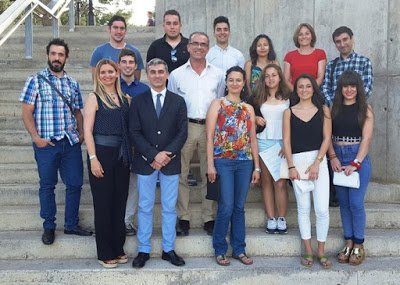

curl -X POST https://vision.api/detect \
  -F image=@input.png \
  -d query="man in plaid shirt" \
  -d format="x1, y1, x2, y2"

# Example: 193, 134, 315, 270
321, 26, 373, 106
20, 38, 92, 245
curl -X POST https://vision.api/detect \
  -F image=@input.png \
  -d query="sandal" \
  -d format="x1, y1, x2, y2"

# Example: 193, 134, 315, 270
349, 245, 365, 266
98, 259, 118, 268
232, 253, 253, 265
300, 253, 314, 267
216, 255, 230, 266
337, 246, 352, 263
318, 255, 332, 269
116, 254, 128, 264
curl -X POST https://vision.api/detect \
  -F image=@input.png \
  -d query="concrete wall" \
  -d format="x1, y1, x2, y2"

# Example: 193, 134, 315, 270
156, 0, 399, 183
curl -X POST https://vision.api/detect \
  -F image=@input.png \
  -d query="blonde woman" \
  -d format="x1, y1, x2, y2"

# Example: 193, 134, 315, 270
84, 59, 131, 268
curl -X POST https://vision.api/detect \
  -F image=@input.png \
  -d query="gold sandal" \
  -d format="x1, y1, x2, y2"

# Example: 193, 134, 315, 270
349, 245, 365, 266
337, 246, 352, 263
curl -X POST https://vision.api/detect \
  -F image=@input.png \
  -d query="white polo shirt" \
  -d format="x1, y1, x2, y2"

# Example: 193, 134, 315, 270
206, 45, 245, 73
168, 60, 225, 119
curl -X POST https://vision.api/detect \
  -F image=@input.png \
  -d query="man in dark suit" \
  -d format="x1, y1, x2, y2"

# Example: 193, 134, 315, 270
130, 58, 188, 268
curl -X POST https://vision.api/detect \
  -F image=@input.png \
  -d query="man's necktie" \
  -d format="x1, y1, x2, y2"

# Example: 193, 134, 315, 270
156, 93, 162, 118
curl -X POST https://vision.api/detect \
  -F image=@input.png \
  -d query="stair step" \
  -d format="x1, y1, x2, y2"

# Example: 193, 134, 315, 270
1, 228, 399, 260
0, 256, 399, 285
0, 202, 399, 231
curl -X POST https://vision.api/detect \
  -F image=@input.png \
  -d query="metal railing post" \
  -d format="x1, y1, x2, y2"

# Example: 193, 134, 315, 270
68, 0, 75, 32
24, 5, 33, 59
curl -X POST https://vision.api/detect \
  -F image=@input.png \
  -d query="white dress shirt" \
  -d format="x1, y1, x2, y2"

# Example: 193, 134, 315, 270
150, 88, 166, 109
206, 45, 245, 72
168, 60, 225, 119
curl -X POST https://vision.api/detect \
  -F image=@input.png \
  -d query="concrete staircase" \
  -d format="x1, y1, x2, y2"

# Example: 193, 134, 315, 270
0, 26, 400, 285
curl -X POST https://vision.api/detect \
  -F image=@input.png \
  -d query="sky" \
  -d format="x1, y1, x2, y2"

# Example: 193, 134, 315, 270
94, 0, 156, 26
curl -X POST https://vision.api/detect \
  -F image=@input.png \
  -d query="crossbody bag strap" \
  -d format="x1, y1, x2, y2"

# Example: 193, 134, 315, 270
37, 74, 74, 114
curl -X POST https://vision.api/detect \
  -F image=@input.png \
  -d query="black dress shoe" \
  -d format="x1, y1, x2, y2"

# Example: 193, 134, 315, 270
132, 252, 150, 268
162, 250, 185, 266
42, 229, 55, 245
176, 219, 190, 236
64, 226, 93, 236
204, 220, 215, 236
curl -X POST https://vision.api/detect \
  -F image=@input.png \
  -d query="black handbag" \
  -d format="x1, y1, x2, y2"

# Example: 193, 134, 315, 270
205, 174, 220, 201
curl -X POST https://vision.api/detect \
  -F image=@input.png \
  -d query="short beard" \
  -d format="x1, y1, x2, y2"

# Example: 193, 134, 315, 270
47, 59, 65, 73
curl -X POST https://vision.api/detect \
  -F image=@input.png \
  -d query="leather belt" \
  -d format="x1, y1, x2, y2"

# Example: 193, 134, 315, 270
189, 118, 206, 125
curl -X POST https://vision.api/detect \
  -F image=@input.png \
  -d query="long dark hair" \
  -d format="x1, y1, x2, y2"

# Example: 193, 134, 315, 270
224, 66, 249, 101
331, 70, 368, 129
291, 73, 326, 121
253, 64, 290, 107
249, 34, 276, 65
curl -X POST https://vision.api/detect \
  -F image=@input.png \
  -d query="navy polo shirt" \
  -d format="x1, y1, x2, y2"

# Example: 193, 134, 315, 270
120, 77, 150, 98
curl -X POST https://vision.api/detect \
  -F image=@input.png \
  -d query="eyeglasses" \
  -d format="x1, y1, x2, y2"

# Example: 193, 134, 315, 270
189, 42, 208, 49
171, 49, 177, 63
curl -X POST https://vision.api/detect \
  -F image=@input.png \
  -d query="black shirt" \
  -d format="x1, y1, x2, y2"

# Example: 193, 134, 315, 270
332, 103, 362, 137
290, 108, 323, 154
146, 34, 190, 73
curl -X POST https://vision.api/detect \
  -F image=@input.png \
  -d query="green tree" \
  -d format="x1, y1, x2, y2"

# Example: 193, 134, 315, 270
0, 0, 13, 14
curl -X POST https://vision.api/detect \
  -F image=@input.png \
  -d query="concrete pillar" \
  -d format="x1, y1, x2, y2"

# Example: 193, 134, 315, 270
68, 0, 75, 32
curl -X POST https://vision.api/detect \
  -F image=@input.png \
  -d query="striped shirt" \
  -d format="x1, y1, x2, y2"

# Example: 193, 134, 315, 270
19, 68, 83, 145
321, 51, 373, 106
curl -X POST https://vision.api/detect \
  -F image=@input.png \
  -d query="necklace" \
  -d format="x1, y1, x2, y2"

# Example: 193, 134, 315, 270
108, 93, 117, 100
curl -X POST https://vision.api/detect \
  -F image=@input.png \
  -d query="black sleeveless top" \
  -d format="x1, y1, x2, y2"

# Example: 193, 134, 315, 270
332, 103, 362, 137
290, 108, 323, 154
93, 95, 131, 166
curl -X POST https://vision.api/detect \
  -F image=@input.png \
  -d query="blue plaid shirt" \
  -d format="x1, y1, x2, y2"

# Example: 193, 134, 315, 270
19, 68, 83, 145
321, 51, 373, 106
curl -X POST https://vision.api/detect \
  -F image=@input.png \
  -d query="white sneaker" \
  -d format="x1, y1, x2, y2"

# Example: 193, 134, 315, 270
266, 217, 277, 234
277, 217, 288, 234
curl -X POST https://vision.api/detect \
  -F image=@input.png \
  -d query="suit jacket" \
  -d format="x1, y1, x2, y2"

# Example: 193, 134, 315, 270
129, 89, 188, 175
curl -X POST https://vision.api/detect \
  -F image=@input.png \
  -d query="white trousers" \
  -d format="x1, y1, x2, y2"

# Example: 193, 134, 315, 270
292, 150, 330, 242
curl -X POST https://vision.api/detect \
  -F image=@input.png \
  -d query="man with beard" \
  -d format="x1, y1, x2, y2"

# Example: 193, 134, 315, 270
146, 10, 189, 73
20, 38, 92, 245
117, 48, 149, 236
90, 15, 144, 80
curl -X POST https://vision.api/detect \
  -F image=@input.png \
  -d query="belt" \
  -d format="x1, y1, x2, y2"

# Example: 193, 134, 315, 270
332, 136, 362, 143
94, 134, 122, 147
189, 118, 206, 125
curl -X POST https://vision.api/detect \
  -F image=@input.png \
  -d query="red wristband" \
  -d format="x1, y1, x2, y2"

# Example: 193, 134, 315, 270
350, 160, 361, 170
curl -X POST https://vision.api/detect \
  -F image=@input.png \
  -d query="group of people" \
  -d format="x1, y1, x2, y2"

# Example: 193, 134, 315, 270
19, 9, 374, 270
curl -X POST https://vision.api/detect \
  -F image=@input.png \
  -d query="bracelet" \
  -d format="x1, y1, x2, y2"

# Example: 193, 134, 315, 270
254, 168, 261, 173
328, 153, 337, 159
89, 154, 97, 161
288, 166, 295, 170
350, 160, 361, 170
317, 156, 324, 162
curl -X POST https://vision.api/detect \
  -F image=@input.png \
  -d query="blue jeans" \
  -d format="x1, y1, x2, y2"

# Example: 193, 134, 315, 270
137, 171, 179, 253
213, 159, 253, 256
333, 144, 371, 244
33, 138, 83, 230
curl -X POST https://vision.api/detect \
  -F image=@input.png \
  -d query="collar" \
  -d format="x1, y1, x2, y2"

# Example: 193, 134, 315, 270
184, 59, 212, 70
340, 51, 356, 61
162, 34, 185, 45
45, 67, 67, 79
214, 44, 230, 52
120, 76, 138, 86
150, 88, 167, 98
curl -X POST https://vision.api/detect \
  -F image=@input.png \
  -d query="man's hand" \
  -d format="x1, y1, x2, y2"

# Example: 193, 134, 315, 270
150, 160, 163, 170
33, 136, 55, 148
154, 151, 172, 167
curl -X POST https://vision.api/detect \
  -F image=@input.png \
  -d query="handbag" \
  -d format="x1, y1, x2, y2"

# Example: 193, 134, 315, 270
205, 174, 220, 201
333, 171, 360, 188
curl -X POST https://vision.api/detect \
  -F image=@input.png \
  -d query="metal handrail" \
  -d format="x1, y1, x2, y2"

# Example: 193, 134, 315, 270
0, 0, 74, 58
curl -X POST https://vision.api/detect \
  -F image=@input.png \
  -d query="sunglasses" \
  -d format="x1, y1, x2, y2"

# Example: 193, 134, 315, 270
171, 49, 177, 63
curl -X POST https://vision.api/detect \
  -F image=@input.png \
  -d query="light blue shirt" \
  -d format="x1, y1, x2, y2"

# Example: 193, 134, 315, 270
206, 45, 245, 73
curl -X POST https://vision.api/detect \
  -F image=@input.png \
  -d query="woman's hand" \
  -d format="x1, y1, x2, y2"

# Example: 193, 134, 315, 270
330, 157, 342, 172
306, 161, 320, 181
342, 165, 357, 176
289, 168, 300, 180
251, 170, 260, 184
207, 165, 217, 183
255, 116, 266, 127
279, 148, 285, 158
90, 158, 104, 178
